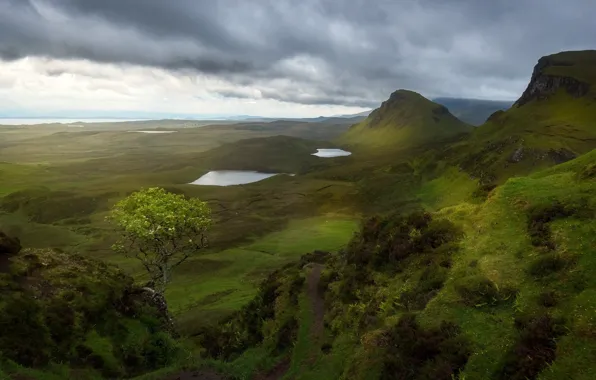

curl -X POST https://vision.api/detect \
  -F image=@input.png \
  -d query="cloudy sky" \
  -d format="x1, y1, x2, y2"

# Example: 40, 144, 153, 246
0, 0, 595, 118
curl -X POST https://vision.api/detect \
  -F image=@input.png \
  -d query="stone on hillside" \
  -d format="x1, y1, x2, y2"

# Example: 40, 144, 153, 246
0, 231, 21, 255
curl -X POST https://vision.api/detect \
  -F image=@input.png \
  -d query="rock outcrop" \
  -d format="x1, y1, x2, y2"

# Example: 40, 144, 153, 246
0, 231, 21, 256
514, 55, 592, 107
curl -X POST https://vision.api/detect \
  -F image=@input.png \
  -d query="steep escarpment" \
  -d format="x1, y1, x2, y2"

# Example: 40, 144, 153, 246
514, 51, 594, 107
459, 50, 596, 183
340, 90, 472, 151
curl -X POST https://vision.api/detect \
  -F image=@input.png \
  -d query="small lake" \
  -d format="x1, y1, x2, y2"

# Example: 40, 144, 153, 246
312, 148, 352, 157
189, 170, 281, 186
128, 130, 177, 134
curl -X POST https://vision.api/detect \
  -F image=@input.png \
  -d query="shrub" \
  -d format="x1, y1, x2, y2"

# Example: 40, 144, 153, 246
455, 275, 517, 308
0, 248, 180, 377
528, 254, 568, 278
579, 163, 596, 179
496, 315, 566, 380
472, 183, 497, 199
196, 267, 305, 360
345, 212, 462, 269
273, 317, 299, 353
299, 250, 331, 266
318, 268, 339, 293
537, 290, 558, 308
380, 314, 471, 380
0, 292, 52, 367
399, 265, 448, 310
527, 201, 575, 250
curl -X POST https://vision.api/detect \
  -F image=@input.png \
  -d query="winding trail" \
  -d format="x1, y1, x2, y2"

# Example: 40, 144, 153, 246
165, 264, 326, 380
255, 263, 326, 380
306, 263, 325, 341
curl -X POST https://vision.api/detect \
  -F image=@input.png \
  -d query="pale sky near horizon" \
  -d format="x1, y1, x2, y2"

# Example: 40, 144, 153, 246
1, 0, 595, 118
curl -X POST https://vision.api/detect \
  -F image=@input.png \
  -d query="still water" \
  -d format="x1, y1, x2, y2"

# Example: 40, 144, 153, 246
189, 170, 280, 186
312, 148, 352, 157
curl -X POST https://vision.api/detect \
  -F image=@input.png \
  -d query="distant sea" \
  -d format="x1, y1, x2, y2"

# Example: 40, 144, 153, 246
0, 118, 147, 125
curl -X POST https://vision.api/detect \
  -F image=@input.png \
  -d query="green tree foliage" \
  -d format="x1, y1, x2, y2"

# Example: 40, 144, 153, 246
109, 187, 211, 294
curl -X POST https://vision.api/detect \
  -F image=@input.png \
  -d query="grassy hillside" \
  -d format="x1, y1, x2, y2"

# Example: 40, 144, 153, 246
340, 90, 472, 151
459, 50, 596, 183
194, 148, 596, 380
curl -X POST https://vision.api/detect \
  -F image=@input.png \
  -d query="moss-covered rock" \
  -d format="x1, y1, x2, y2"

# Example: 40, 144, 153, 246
0, 231, 21, 256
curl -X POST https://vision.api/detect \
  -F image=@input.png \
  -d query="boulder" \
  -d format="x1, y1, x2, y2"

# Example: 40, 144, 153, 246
0, 231, 21, 255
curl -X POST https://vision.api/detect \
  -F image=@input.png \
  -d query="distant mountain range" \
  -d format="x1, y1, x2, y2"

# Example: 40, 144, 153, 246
432, 97, 513, 125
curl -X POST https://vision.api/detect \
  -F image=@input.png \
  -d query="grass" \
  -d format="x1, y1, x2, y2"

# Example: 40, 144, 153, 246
419, 152, 596, 379
458, 86, 596, 183
166, 216, 357, 334
417, 166, 479, 210
283, 294, 314, 379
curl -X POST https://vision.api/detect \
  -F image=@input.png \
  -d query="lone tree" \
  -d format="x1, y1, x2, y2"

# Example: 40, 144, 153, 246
109, 187, 211, 294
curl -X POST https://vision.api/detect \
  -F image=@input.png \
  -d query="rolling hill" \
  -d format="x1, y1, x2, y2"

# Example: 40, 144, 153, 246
340, 90, 472, 151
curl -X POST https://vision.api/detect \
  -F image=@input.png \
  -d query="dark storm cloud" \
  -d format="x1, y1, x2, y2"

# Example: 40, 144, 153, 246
1, 0, 596, 106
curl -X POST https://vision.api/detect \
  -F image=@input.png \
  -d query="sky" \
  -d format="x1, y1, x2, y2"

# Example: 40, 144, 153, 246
0, 0, 595, 118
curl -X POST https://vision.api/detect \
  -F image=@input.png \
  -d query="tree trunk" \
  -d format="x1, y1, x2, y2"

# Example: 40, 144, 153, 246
141, 287, 178, 337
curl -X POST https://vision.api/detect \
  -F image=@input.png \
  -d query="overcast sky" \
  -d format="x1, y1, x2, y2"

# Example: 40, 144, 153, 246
0, 0, 595, 118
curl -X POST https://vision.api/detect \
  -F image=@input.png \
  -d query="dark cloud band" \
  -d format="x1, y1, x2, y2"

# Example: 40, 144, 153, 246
1, 0, 595, 106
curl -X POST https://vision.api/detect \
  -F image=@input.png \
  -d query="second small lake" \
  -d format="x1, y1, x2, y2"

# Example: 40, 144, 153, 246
189, 170, 280, 186
312, 148, 352, 157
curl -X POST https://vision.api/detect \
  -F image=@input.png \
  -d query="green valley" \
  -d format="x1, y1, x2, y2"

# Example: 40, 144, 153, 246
1, 49, 596, 380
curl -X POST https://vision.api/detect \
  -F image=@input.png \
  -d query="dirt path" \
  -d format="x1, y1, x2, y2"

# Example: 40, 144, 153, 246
253, 263, 326, 380
306, 263, 325, 339
167, 264, 326, 380
253, 358, 291, 380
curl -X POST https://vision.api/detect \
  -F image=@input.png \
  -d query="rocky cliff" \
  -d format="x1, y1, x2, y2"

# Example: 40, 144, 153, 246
514, 51, 595, 107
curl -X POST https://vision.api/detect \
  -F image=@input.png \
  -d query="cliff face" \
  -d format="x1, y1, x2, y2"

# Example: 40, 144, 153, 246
514, 54, 593, 107
462, 50, 596, 184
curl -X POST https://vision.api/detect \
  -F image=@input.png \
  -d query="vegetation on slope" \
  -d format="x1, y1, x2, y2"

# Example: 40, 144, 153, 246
0, 241, 185, 379
194, 149, 596, 380
459, 50, 596, 183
